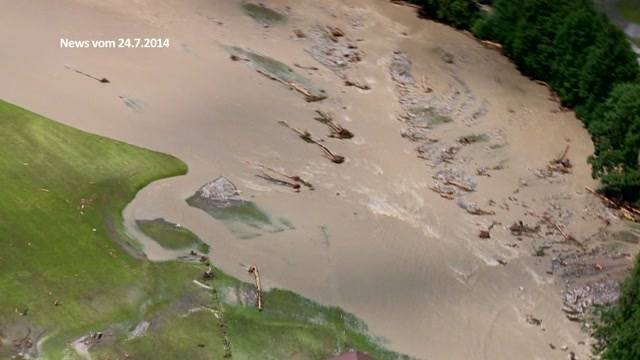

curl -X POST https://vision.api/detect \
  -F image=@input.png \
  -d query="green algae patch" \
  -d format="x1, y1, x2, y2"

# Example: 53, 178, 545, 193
136, 218, 209, 252
241, 2, 286, 25
227, 46, 327, 101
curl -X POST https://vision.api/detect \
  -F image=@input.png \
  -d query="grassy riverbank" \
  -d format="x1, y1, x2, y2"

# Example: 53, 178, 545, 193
0, 100, 405, 359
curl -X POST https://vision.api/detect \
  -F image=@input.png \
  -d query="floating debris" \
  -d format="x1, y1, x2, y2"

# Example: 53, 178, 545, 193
458, 133, 489, 145
247, 161, 314, 191
278, 120, 345, 163
478, 221, 500, 239
432, 47, 455, 64
525, 314, 542, 327
509, 221, 540, 236
430, 184, 457, 200
537, 145, 573, 178
306, 25, 362, 78
227, 46, 327, 102
203, 265, 215, 280
585, 186, 640, 223
294, 63, 318, 71
457, 198, 495, 216
434, 169, 476, 192
247, 265, 263, 311
293, 29, 306, 38
313, 110, 354, 139
548, 145, 572, 174
65, 65, 110, 84
344, 78, 371, 90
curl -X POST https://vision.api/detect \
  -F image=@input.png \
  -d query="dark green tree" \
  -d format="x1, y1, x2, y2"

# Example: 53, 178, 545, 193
588, 83, 640, 204
578, 23, 640, 114
594, 254, 640, 360
413, 0, 479, 29
551, 7, 604, 107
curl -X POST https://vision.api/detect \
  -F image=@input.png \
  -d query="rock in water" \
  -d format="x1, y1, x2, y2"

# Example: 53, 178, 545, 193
187, 176, 294, 239
194, 176, 243, 207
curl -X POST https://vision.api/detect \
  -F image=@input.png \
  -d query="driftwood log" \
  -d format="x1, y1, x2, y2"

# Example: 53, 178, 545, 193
65, 65, 110, 83
429, 185, 455, 200
547, 145, 572, 173
585, 186, 640, 222
445, 180, 473, 192
313, 110, 354, 139
255, 69, 326, 102
248, 265, 263, 311
247, 161, 314, 190
344, 79, 371, 90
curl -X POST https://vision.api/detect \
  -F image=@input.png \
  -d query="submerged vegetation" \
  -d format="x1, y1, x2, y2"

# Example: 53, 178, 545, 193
412, 0, 640, 206
241, 2, 286, 25
136, 218, 209, 253
0, 100, 404, 359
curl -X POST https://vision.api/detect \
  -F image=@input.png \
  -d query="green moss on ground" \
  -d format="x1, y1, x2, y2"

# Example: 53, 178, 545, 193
0, 100, 406, 359
137, 218, 209, 253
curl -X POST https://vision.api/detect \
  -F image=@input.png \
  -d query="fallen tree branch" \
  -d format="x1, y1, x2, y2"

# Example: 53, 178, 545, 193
389, 0, 422, 10
479, 221, 500, 238
246, 161, 314, 190
480, 39, 503, 50
445, 180, 473, 192
256, 69, 326, 102
429, 186, 455, 200
421, 74, 432, 93
257, 171, 301, 191
247, 265, 263, 311
278, 121, 345, 163
585, 186, 640, 222
313, 110, 354, 139
294, 63, 319, 71
555, 145, 570, 162
344, 79, 371, 90
65, 65, 110, 83
467, 208, 496, 216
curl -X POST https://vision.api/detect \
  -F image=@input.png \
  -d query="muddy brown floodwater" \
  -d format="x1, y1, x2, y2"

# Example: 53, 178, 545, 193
1, 0, 638, 359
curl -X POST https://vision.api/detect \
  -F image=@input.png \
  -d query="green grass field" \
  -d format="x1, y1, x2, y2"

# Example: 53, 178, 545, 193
617, 0, 640, 23
0, 100, 406, 359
